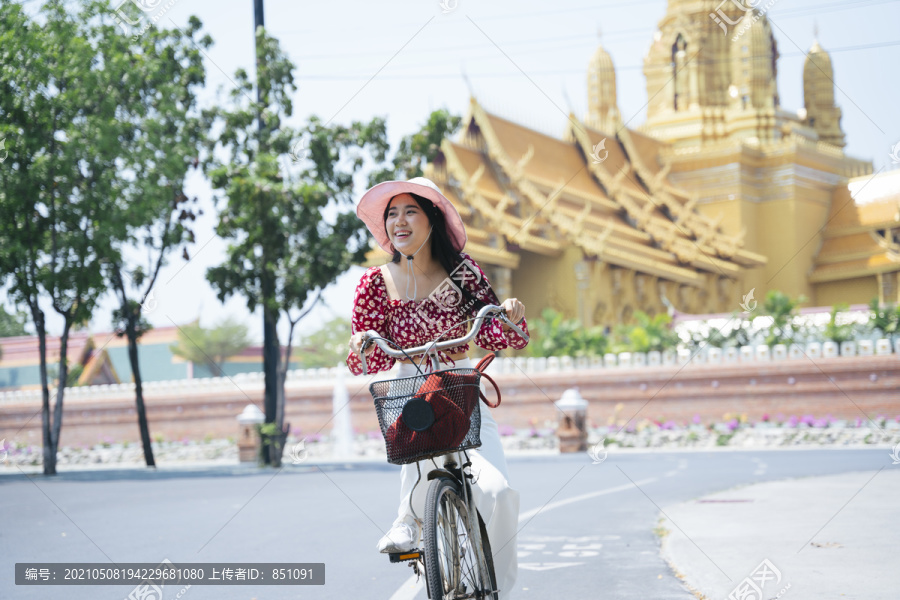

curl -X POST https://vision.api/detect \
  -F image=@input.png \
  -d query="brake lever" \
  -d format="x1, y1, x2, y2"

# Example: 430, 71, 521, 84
360, 335, 371, 376
497, 309, 529, 342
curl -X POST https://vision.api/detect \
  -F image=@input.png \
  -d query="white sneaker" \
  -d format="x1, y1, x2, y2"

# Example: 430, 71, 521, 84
376, 521, 420, 553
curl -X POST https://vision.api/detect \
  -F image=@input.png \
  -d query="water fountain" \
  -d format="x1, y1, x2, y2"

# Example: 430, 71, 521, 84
331, 364, 354, 459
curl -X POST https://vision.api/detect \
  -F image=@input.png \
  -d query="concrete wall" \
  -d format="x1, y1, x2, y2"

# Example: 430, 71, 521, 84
2, 352, 897, 448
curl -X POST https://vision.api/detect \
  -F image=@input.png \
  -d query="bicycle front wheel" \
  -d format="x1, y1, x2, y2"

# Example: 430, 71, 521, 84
424, 477, 498, 600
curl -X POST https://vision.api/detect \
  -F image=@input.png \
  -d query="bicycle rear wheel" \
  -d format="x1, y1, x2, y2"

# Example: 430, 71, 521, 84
424, 476, 498, 600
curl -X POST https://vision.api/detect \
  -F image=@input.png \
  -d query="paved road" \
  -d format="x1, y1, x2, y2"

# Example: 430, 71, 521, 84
0, 448, 891, 599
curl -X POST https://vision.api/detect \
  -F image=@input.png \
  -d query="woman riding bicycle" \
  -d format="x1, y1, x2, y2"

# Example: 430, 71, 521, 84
347, 177, 528, 600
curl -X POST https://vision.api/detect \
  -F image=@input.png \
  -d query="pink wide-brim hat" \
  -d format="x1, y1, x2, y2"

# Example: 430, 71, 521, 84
356, 177, 467, 254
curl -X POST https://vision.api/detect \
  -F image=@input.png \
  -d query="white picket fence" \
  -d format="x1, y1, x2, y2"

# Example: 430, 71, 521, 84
1, 338, 897, 406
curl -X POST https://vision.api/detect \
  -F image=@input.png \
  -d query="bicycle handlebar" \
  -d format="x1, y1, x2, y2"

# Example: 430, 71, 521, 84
359, 304, 528, 375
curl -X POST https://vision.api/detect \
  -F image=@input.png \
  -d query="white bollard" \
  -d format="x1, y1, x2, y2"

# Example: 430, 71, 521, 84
789, 344, 804, 360
724, 347, 739, 363
822, 342, 839, 358
618, 352, 632, 368
707, 347, 722, 364
875, 339, 892, 356
590, 355, 604, 369
575, 356, 589, 370
648, 351, 661, 366
663, 350, 677, 366
773, 344, 788, 361
840, 341, 857, 357
857, 340, 874, 356
677, 349, 691, 365
633, 352, 647, 367
756, 345, 771, 361
547, 356, 561, 372
604, 353, 617, 368
806, 342, 822, 359
740, 346, 755, 362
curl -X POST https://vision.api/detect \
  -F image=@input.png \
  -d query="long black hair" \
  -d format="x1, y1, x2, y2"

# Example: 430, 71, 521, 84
383, 193, 497, 316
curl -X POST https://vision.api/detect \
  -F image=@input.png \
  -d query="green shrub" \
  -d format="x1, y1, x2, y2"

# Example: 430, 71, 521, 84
615, 311, 680, 353
528, 308, 608, 358
869, 298, 900, 340
825, 304, 855, 344
763, 290, 806, 347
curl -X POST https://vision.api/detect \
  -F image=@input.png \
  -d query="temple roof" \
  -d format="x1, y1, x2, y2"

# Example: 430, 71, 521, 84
425, 97, 766, 286
811, 172, 900, 282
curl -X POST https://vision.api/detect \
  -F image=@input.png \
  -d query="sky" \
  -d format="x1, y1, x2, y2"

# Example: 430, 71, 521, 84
5, 0, 900, 345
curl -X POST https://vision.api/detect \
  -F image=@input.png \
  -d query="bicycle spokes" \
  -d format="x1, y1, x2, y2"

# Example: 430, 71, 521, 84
434, 484, 490, 599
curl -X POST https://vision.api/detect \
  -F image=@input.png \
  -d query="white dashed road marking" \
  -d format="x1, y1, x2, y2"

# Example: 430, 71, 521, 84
752, 457, 767, 476
388, 477, 658, 599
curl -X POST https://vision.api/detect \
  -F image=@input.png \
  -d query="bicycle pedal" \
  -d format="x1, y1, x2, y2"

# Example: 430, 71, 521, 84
388, 549, 423, 563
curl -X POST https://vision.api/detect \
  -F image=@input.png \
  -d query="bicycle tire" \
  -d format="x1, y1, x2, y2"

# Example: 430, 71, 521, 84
424, 477, 498, 599
477, 512, 498, 600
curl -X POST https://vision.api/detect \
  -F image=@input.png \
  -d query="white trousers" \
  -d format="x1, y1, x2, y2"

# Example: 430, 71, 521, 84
392, 358, 519, 599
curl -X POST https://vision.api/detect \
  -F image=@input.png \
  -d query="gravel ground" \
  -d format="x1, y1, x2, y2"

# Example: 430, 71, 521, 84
2, 417, 899, 470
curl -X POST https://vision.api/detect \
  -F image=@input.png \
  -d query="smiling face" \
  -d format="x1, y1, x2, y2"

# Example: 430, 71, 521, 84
385, 193, 432, 254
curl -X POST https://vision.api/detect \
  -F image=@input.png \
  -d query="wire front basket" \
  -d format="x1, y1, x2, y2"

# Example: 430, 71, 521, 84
370, 368, 483, 465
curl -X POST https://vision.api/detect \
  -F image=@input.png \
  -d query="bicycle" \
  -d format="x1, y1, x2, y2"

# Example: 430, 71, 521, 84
360, 304, 528, 600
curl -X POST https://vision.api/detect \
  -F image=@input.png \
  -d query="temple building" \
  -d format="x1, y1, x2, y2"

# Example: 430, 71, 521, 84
405, 0, 898, 327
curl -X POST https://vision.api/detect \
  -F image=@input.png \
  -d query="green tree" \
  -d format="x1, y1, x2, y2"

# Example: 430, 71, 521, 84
170, 317, 252, 378
295, 317, 352, 369
101, 15, 210, 468
0, 0, 129, 475
528, 308, 607, 357
1, 1, 210, 472
201, 28, 385, 463
762, 290, 806, 347
0, 306, 29, 338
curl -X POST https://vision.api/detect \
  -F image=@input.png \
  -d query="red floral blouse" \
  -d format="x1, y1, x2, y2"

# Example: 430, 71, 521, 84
346, 252, 529, 375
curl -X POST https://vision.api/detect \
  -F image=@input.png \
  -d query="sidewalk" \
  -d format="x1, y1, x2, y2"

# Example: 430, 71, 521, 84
660, 468, 900, 599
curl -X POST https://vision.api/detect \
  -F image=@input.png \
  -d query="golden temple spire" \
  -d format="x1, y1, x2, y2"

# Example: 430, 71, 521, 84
803, 31, 846, 148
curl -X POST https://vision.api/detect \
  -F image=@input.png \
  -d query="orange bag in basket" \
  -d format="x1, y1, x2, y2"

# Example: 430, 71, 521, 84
385, 354, 501, 459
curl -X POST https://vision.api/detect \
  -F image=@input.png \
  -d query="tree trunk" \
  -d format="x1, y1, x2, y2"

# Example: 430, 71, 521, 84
126, 313, 156, 467
262, 302, 280, 465
48, 316, 73, 475
34, 306, 55, 476
276, 294, 321, 435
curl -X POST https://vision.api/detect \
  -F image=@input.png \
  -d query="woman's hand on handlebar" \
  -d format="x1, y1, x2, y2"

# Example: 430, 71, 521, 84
349, 332, 376, 357
500, 298, 525, 327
